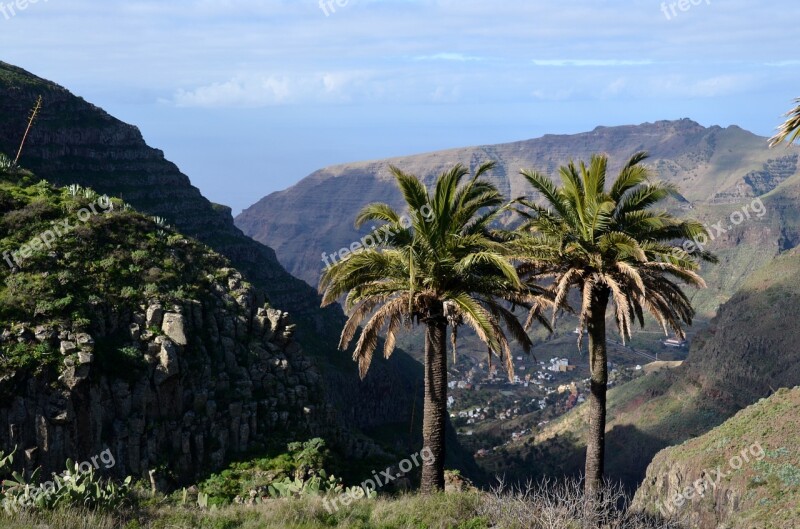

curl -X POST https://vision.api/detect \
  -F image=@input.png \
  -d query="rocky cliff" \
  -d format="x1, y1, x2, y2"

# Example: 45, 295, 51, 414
0, 62, 441, 467
0, 169, 343, 484
1, 272, 331, 484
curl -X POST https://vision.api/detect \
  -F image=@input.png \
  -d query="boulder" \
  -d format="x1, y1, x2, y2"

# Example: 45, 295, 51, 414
162, 313, 188, 346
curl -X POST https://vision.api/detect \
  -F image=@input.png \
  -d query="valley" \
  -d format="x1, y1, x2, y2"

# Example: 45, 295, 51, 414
1, 35, 799, 527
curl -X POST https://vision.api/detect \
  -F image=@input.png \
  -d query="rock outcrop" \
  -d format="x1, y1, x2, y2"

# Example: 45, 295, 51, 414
0, 268, 331, 484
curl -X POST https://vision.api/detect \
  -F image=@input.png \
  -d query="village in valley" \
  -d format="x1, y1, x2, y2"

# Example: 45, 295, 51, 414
445, 326, 690, 460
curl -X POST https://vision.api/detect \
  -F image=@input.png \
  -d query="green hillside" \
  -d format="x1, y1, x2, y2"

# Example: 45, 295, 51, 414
634, 387, 800, 529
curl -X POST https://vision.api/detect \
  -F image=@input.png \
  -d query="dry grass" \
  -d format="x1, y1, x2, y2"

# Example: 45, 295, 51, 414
478, 477, 685, 529
0, 480, 684, 529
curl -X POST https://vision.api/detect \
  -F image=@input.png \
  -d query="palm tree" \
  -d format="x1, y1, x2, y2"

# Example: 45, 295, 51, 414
770, 98, 800, 147
512, 152, 715, 495
320, 162, 551, 493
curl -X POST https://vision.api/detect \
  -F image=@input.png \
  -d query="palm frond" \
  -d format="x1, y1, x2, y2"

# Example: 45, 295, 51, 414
770, 98, 800, 147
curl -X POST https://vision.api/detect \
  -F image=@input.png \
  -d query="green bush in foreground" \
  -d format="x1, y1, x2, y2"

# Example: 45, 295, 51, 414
197, 438, 349, 506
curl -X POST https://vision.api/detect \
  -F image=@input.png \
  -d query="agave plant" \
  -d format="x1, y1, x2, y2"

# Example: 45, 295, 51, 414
0, 446, 14, 474
197, 490, 210, 509
266, 472, 343, 499
98, 195, 113, 211
1, 466, 42, 510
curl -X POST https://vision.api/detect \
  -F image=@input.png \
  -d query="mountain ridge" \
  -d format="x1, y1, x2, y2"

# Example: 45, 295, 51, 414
236, 118, 797, 299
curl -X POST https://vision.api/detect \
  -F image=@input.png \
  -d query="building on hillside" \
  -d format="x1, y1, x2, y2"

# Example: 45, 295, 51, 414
663, 337, 688, 348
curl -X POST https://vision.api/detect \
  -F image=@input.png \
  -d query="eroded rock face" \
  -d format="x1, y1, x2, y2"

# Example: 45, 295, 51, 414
0, 270, 333, 485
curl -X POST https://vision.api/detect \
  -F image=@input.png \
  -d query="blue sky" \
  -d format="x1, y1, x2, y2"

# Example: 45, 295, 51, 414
2, 0, 799, 214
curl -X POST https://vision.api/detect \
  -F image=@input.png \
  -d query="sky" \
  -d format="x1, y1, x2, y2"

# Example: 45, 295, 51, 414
1, 0, 799, 214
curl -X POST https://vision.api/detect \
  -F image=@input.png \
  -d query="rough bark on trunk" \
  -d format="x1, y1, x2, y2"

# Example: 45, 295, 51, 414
585, 286, 610, 497
420, 315, 448, 494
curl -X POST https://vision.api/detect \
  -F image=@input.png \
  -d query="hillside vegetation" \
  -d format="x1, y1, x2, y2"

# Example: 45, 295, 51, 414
0, 159, 347, 484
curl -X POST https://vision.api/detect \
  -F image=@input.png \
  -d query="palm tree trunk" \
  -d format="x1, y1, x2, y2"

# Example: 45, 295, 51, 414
420, 315, 448, 494
585, 286, 610, 497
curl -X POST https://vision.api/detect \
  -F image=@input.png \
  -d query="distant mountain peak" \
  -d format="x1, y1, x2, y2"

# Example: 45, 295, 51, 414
236, 120, 794, 289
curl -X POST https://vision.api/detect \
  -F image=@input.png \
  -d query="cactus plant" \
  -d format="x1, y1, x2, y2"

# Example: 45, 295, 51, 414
1, 456, 132, 512
197, 491, 209, 509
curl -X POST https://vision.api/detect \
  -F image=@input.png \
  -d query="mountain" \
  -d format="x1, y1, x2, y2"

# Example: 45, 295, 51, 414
0, 62, 483, 477
633, 386, 800, 529
235, 119, 799, 321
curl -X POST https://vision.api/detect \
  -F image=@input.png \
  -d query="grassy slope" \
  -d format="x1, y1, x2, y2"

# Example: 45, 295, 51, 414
0, 493, 489, 529
634, 387, 800, 529
0, 170, 233, 358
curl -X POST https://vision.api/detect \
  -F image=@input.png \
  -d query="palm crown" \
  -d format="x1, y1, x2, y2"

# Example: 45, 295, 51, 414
320, 162, 550, 379
513, 151, 715, 342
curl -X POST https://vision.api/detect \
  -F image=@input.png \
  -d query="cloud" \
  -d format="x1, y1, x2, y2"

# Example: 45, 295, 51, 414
648, 74, 752, 98
765, 60, 800, 68
170, 72, 372, 107
414, 53, 485, 62
532, 59, 655, 67
528, 72, 752, 102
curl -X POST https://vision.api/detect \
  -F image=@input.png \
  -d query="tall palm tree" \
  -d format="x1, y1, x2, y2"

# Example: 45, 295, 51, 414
512, 152, 715, 495
320, 162, 551, 493
770, 98, 800, 147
